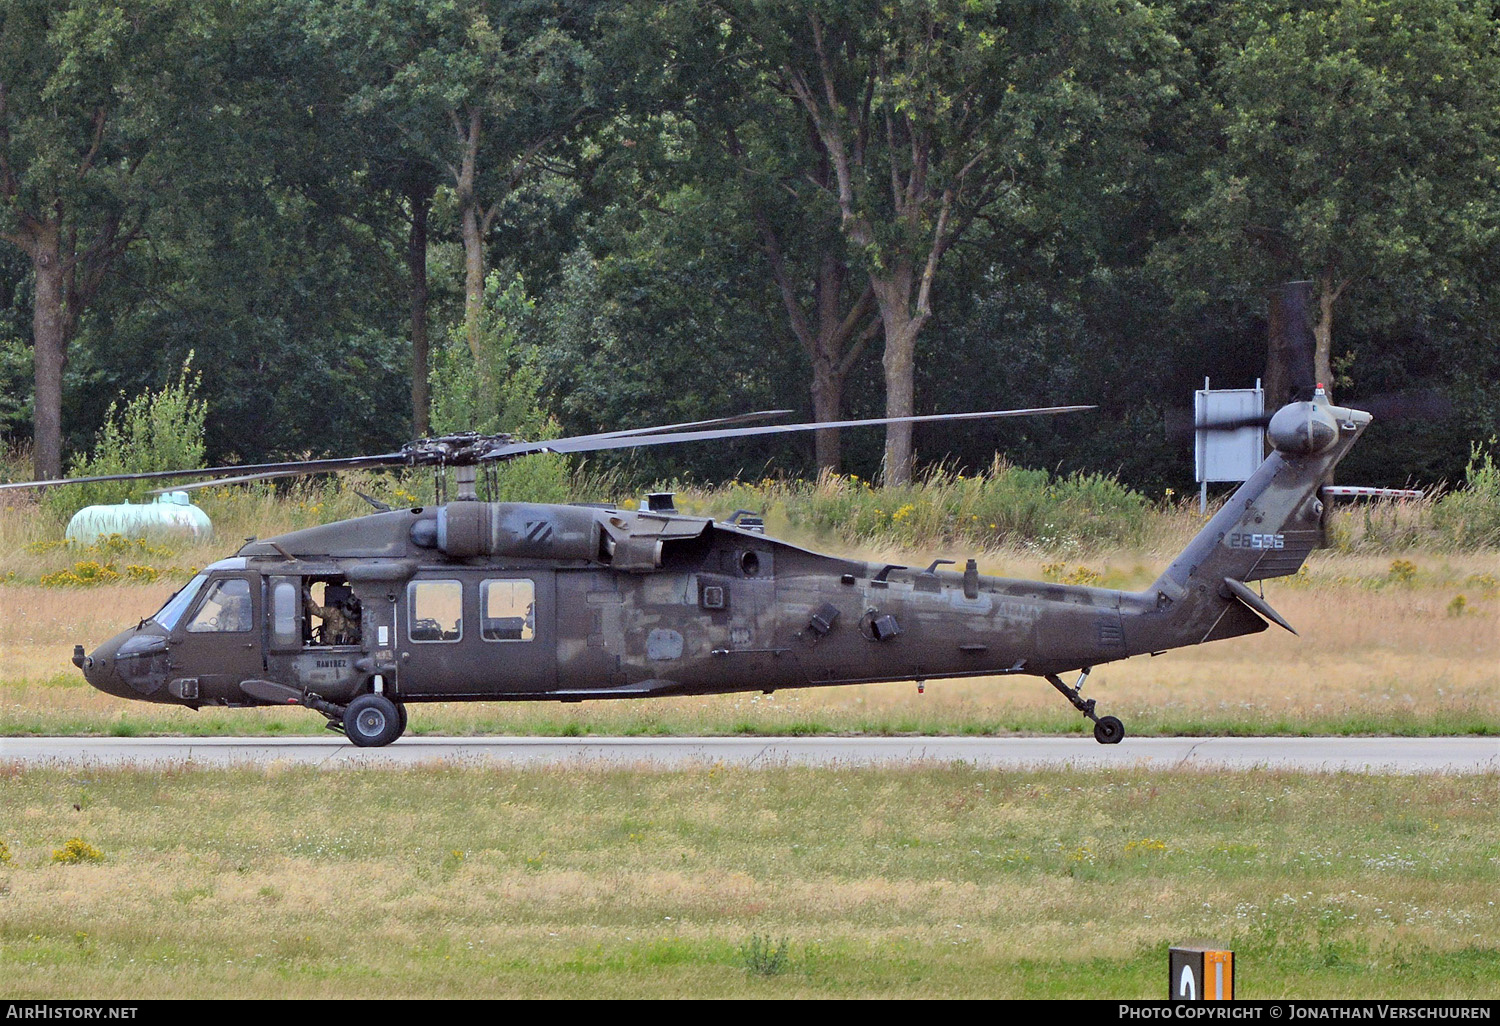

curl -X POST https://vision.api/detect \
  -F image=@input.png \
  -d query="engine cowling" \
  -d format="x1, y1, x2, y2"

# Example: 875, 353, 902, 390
414, 502, 605, 561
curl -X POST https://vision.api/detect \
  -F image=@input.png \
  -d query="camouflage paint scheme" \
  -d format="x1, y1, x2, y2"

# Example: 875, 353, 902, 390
78, 398, 1371, 745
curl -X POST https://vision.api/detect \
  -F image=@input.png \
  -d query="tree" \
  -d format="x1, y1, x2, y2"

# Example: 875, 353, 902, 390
0, 0, 222, 479
430, 270, 549, 437
311, 0, 603, 411
1169, 0, 1500, 406
257, 1, 446, 437
631, 7, 879, 474
717, 0, 1176, 482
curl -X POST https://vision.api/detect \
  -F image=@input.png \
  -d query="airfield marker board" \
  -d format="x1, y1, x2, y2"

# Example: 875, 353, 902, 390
1170, 944, 1234, 1000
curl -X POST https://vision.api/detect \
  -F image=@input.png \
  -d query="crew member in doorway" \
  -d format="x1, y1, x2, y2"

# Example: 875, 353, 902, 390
305, 583, 361, 645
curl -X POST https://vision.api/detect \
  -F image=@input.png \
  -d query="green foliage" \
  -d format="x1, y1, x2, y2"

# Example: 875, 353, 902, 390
783, 459, 1150, 550
737, 934, 790, 977
430, 270, 570, 501
2, 0, 1498, 504
0, 338, 33, 438
1433, 439, 1500, 550
536, 247, 626, 433
43, 358, 207, 520
431, 271, 549, 438
1165, 0, 1500, 328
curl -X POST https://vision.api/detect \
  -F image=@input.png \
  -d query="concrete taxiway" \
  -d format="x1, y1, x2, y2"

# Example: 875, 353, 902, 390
2, 735, 1496, 773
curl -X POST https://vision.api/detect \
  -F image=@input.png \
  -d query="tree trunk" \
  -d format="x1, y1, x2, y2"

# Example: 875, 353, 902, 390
459, 200, 500, 426
870, 263, 922, 486
1266, 280, 1315, 411
407, 181, 434, 438
755, 216, 875, 476
810, 357, 843, 473
1313, 273, 1337, 404
461, 203, 485, 366
30, 229, 69, 481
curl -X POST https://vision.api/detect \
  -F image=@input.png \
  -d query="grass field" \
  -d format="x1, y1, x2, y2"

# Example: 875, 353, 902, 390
1, 763, 1496, 998
2, 548, 1495, 739
3, 485, 1496, 1001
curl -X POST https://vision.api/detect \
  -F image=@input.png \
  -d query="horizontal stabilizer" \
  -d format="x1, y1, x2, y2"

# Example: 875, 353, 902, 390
1221, 578, 1297, 635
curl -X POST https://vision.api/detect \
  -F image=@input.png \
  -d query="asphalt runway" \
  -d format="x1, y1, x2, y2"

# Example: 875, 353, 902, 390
2, 735, 1496, 773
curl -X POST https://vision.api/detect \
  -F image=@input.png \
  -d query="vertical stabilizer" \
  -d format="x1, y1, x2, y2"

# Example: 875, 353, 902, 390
1136, 395, 1371, 650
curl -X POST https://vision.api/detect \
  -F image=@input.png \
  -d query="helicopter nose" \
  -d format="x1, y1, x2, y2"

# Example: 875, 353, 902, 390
78, 637, 132, 699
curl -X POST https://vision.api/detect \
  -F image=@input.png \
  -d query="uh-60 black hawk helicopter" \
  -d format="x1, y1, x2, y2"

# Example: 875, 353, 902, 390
4, 391, 1393, 748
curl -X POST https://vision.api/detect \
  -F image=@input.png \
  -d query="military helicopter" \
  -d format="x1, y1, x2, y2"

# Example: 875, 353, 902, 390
2, 393, 1392, 747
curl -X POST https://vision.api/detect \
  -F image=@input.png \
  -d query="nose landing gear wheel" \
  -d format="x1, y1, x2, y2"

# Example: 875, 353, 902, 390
344, 693, 402, 747
1092, 715, 1125, 745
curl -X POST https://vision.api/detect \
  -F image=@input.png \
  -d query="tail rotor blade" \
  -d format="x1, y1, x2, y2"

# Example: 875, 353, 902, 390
1344, 391, 1453, 423
1165, 408, 1271, 443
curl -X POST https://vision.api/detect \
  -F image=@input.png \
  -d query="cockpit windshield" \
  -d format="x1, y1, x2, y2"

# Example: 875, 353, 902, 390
151, 574, 207, 631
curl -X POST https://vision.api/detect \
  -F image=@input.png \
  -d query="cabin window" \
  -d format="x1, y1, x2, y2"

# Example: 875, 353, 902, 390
408, 580, 462, 642
481, 579, 535, 642
271, 582, 298, 641
186, 578, 253, 633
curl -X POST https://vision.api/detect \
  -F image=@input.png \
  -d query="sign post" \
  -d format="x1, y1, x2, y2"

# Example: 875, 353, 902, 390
1194, 378, 1265, 514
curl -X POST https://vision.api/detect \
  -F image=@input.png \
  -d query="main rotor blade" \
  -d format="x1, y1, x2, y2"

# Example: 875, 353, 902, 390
1192, 413, 1273, 434
131, 413, 799, 493
580, 409, 794, 441
492, 406, 1096, 459
146, 471, 299, 495
0, 453, 406, 492
1, 407, 1089, 493
0, 412, 797, 492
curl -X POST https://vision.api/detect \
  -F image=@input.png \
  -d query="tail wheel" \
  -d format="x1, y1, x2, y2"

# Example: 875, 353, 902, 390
1093, 715, 1125, 745
344, 693, 402, 747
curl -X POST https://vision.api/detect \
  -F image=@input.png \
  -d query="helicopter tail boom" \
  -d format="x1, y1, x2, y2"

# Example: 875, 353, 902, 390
1133, 396, 1372, 651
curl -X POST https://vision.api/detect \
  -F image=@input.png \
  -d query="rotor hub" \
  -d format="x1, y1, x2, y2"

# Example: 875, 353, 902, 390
398, 433, 520, 467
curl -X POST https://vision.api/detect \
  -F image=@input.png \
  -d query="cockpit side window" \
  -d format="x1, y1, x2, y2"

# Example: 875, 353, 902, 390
187, 578, 254, 633
152, 574, 207, 631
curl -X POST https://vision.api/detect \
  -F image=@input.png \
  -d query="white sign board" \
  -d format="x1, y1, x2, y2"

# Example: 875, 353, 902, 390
1195, 380, 1264, 484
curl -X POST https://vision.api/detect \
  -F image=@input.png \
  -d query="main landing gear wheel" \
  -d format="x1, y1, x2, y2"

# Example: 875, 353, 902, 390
344, 693, 402, 747
394, 700, 408, 738
1045, 669, 1126, 746
1093, 715, 1125, 745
